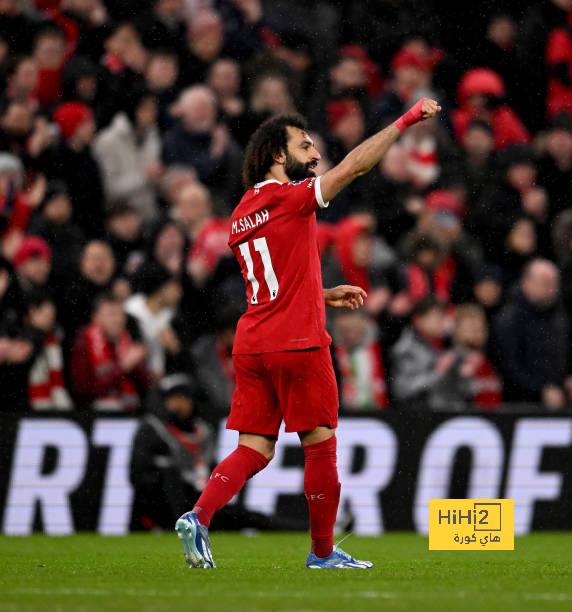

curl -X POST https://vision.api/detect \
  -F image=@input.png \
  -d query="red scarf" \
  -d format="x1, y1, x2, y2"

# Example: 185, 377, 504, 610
85, 322, 139, 411
406, 256, 456, 304
166, 422, 209, 490
335, 342, 388, 410
29, 331, 71, 410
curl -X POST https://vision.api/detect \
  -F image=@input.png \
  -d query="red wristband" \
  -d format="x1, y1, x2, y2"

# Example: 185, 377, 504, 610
394, 97, 427, 133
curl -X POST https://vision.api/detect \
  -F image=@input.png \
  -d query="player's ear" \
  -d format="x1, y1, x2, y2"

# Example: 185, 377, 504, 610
272, 150, 286, 165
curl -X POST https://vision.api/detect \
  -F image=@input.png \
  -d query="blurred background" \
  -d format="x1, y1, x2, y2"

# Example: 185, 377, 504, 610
1, 0, 572, 536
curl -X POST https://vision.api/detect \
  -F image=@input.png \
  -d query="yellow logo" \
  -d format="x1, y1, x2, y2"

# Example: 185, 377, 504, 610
429, 499, 514, 550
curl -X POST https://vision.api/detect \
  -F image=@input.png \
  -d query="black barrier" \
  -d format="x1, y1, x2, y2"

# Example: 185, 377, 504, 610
1, 412, 571, 535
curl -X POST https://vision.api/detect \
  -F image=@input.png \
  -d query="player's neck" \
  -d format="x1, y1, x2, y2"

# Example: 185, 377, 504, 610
265, 166, 288, 184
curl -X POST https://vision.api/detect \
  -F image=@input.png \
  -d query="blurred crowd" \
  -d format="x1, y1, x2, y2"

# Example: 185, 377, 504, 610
2, 0, 572, 430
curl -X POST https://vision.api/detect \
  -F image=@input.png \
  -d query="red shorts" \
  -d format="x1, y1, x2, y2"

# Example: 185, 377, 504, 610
227, 346, 339, 437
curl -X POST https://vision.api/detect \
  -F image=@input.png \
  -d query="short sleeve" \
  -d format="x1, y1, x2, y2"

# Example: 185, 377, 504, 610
281, 176, 330, 216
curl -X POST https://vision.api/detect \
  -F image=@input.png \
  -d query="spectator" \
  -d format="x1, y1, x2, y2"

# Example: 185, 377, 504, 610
475, 13, 522, 109
323, 213, 393, 318
60, 239, 116, 340
390, 296, 451, 408
0, 153, 45, 243
24, 290, 72, 411
228, 72, 295, 147
104, 203, 144, 277
0, 256, 34, 412
459, 120, 496, 206
493, 259, 569, 409
190, 305, 240, 420
395, 232, 456, 310
32, 25, 68, 109
28, 180, 85, 293
0, 101, 55, 171
3, 55, 39, 109
0, 0, 38, 56
553, 210, 572, 324
70, 292, 152, 411
61, 54, 113, 129
172, 181, 231, 287
206, 57, 244, 127
93, 89, 162, 221
144, 48, 181, 131
130, 372, 214, 530
136, 0, 187, 58
49, 101, 105, 237
473, 263, 504, 320
124, 262, 184, 377
469, 144, 549, 263
501, 216, 538, 290
538, 112, 572, 217
545, 12, 572, 119
453, 68, 531, 150
331, 309, 388, 411
430, 303, 503, 410
182, 9, 225, 84
374, 41, 441, 129
144, 218, 187, 276
162, 85, 242, 212
13, 235, 51, 294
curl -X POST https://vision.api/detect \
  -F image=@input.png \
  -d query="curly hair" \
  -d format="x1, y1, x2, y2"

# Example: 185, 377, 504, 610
242, 113, 308, 190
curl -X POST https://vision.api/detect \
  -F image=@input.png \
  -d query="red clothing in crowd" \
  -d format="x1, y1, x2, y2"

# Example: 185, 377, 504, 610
188, 217, 231, 277
471, 356, 503, 409
70, 322, 153, 411
0, 193, 33, 237
406, 257, 457, 305
546, 15, 572, 118
453, 68, 531, 150
333, 216, 371, 292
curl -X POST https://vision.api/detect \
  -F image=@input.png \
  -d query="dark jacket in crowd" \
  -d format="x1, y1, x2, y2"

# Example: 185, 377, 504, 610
161, 124, 242, 212
493, 287, 569, 402
46, 142, 106, 238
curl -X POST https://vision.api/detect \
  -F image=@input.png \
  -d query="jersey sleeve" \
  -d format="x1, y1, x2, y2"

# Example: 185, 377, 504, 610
281, 176, 330, 216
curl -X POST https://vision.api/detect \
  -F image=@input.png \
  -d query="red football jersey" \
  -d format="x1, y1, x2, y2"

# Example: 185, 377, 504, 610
228, 176, 331, 354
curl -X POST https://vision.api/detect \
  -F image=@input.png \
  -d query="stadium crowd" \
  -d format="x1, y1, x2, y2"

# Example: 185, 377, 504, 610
2, 0, 572, 427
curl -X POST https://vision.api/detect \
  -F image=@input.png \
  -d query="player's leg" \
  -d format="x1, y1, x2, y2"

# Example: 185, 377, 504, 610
191, 432, 275, 528
176, 434, 273, 569
299, 426, 339, 559
299, 426, 372, 569
267, 347, 373, 569
176, 353, 280, 568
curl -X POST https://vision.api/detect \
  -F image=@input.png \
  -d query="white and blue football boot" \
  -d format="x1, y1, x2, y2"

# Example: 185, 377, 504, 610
305, 545, 373, 569
175, 511, 215, 569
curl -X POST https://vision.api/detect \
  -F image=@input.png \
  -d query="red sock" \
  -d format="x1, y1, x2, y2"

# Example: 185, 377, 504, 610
303, 435, 340, 559
192, 444, 268, 527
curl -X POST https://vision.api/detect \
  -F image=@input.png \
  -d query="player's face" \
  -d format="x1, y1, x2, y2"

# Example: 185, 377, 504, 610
284, 127, 321, 181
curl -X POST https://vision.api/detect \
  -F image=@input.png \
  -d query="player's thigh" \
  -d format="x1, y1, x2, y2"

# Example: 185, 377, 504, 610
227, 354, 282, 436
263, 347, 339, 433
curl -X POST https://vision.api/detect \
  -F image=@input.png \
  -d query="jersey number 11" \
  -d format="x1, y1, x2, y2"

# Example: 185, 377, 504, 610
238, 237, 279, 304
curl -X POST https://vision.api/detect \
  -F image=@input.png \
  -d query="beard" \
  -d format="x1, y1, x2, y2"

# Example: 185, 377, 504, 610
284, 152, 317, 182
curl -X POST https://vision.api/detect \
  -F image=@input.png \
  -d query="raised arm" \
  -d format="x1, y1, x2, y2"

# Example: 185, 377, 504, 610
319, 98, 441, 203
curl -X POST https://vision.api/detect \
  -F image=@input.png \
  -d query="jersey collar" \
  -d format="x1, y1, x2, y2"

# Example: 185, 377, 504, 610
253, 179, 283, 188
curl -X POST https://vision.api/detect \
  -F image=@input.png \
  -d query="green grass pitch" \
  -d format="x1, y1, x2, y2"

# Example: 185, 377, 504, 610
1, 533, 572, 611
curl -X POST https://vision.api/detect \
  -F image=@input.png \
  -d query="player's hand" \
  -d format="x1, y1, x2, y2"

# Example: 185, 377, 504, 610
324, 285, 367, 310
421, 98, 441, 120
